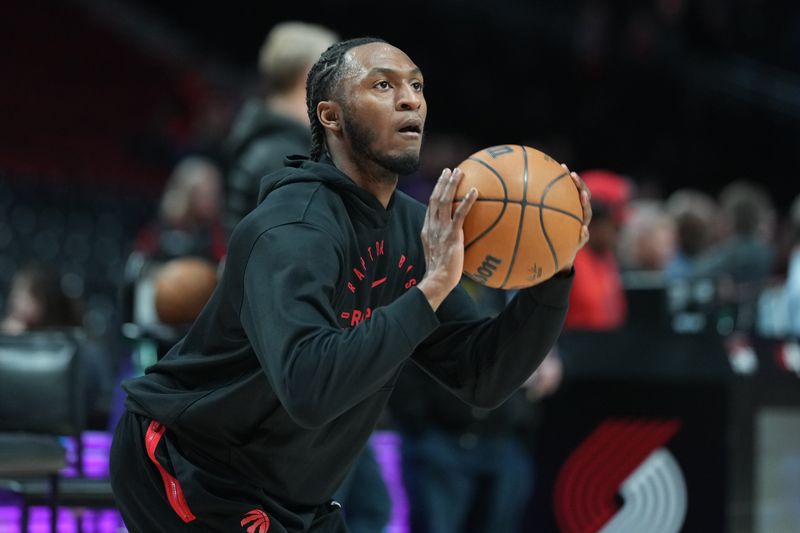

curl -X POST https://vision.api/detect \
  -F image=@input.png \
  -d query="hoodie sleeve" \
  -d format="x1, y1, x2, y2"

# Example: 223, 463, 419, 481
411, 272, 573, 409
240, 223, 440, 428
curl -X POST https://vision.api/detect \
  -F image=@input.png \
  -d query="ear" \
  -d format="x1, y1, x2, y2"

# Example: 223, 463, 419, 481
317, 101, 342, 132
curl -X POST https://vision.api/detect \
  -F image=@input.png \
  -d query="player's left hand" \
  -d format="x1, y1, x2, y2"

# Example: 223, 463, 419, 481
557, 163, 592, 274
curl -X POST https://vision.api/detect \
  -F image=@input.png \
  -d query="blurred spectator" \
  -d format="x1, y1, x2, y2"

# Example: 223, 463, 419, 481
124, 157, 226, 368
692, 180, 774, 310
1, 261, 82, 334
223, 21, 338, 232
618, 199, 677, 272
787, 194, 800, 336
664, 188, 719, 278
390, 280, 561, 533
759, 194, 800, 338
134, 155, 227, 264
1, 261, 113, 427
565, 169, 632, 331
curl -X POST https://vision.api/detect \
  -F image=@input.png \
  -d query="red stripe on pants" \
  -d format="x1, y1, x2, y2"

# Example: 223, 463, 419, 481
145, 420, 197, 523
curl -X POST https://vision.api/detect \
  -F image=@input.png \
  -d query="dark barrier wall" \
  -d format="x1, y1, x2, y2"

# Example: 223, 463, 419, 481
521, 327, 800, 533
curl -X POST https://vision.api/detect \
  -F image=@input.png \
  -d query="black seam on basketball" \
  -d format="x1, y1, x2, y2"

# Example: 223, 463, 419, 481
499, 145, 528, 289
539, 204, 583, 223
463, 157, 509, 250
539, 171, 570, 271
453, 198, 583, 223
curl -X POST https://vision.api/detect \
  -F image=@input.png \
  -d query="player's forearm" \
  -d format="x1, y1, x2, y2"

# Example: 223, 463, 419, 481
414, 274, 573, 409
468, 277, 572, 407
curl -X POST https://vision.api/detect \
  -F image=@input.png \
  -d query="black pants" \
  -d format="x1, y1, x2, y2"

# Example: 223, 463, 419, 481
110, 410, 348, 533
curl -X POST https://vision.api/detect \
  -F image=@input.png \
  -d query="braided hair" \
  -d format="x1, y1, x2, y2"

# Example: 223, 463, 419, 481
306, 37, 386, 161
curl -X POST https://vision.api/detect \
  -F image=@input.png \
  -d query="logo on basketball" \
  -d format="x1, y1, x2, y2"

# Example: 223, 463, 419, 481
528, 264, 543, 281
473, 255, 503, 284
486, 145, 514, 159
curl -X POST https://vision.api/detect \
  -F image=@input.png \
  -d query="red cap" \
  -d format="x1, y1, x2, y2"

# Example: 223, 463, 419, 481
581, 169, 632, 224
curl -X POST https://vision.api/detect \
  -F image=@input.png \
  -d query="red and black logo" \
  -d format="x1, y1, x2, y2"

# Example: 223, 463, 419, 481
240, 509, 270, 533
554, 417, 687, 533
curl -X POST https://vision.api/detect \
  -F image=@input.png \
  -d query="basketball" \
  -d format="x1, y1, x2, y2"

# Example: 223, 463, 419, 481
454, 145, 583, 289
154, 257, 218, 325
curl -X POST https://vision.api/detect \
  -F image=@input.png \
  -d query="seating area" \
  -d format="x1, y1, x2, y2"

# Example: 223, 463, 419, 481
0, 432, 122, 533
0, 173, 157, 336
0, 331, 115, 533
0, 1, 204, 529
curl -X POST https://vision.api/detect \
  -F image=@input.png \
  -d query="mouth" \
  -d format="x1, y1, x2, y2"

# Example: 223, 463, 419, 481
397, 119, 422, 137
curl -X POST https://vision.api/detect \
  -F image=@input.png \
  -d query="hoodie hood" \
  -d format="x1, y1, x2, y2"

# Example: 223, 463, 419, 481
258, 155, 393, 227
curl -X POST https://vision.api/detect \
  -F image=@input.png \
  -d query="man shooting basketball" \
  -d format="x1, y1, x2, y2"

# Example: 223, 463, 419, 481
110, 37, 592, 533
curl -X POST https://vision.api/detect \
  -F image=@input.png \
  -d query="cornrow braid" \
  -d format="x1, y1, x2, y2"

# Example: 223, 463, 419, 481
306, 37, 386, 161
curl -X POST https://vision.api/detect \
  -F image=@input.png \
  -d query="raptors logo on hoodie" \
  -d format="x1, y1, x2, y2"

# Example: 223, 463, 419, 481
240, 509, 270, 533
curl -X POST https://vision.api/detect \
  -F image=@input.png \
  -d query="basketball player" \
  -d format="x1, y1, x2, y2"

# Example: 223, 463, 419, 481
110, 37, 592, 533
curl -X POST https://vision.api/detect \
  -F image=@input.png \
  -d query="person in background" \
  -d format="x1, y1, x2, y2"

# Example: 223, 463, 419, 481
692, 180, 775, 333
692, 180, 775, 289
134, 155, 227, 264
127, 156, 226, 362
1, 261, 82, 334
618, 198, 677, 272
664, 188, 719, 279
786, 194, 800, 337
759, 193, 800, 338
1, 261, 113, 427
223, 21, 339, 233
565, 169, 632, 331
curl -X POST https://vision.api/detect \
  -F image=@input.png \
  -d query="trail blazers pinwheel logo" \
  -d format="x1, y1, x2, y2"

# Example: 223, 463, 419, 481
241, 509, 270, 533
554, 418, 687, 533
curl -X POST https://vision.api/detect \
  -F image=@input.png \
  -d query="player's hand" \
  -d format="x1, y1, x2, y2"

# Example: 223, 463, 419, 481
418, 168, 478, 311
558, 163, 592, 274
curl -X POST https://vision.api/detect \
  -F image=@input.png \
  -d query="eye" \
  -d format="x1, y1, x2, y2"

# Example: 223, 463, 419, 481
411, 81, 424, 92
374, 80, 391, 90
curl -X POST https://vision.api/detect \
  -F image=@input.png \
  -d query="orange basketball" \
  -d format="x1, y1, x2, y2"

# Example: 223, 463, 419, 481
454, 145, 583, 289
154, 257, 218, 325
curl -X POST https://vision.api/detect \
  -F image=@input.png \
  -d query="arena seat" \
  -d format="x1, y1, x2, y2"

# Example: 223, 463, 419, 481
0, 330, 117, 533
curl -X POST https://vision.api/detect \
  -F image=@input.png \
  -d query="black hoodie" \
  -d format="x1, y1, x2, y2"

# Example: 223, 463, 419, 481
122, 156, 572, 516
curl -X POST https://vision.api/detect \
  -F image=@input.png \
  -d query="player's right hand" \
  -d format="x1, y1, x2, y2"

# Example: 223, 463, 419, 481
418, 167, 478, 311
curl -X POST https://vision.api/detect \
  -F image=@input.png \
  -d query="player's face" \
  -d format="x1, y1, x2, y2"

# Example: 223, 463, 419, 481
339, 43, 426, 175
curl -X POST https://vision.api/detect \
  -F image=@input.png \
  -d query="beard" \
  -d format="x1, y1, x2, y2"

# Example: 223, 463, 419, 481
343, 114, 421, 178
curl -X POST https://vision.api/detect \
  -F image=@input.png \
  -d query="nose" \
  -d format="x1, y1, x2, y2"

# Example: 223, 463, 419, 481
396, 82, 422, 111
